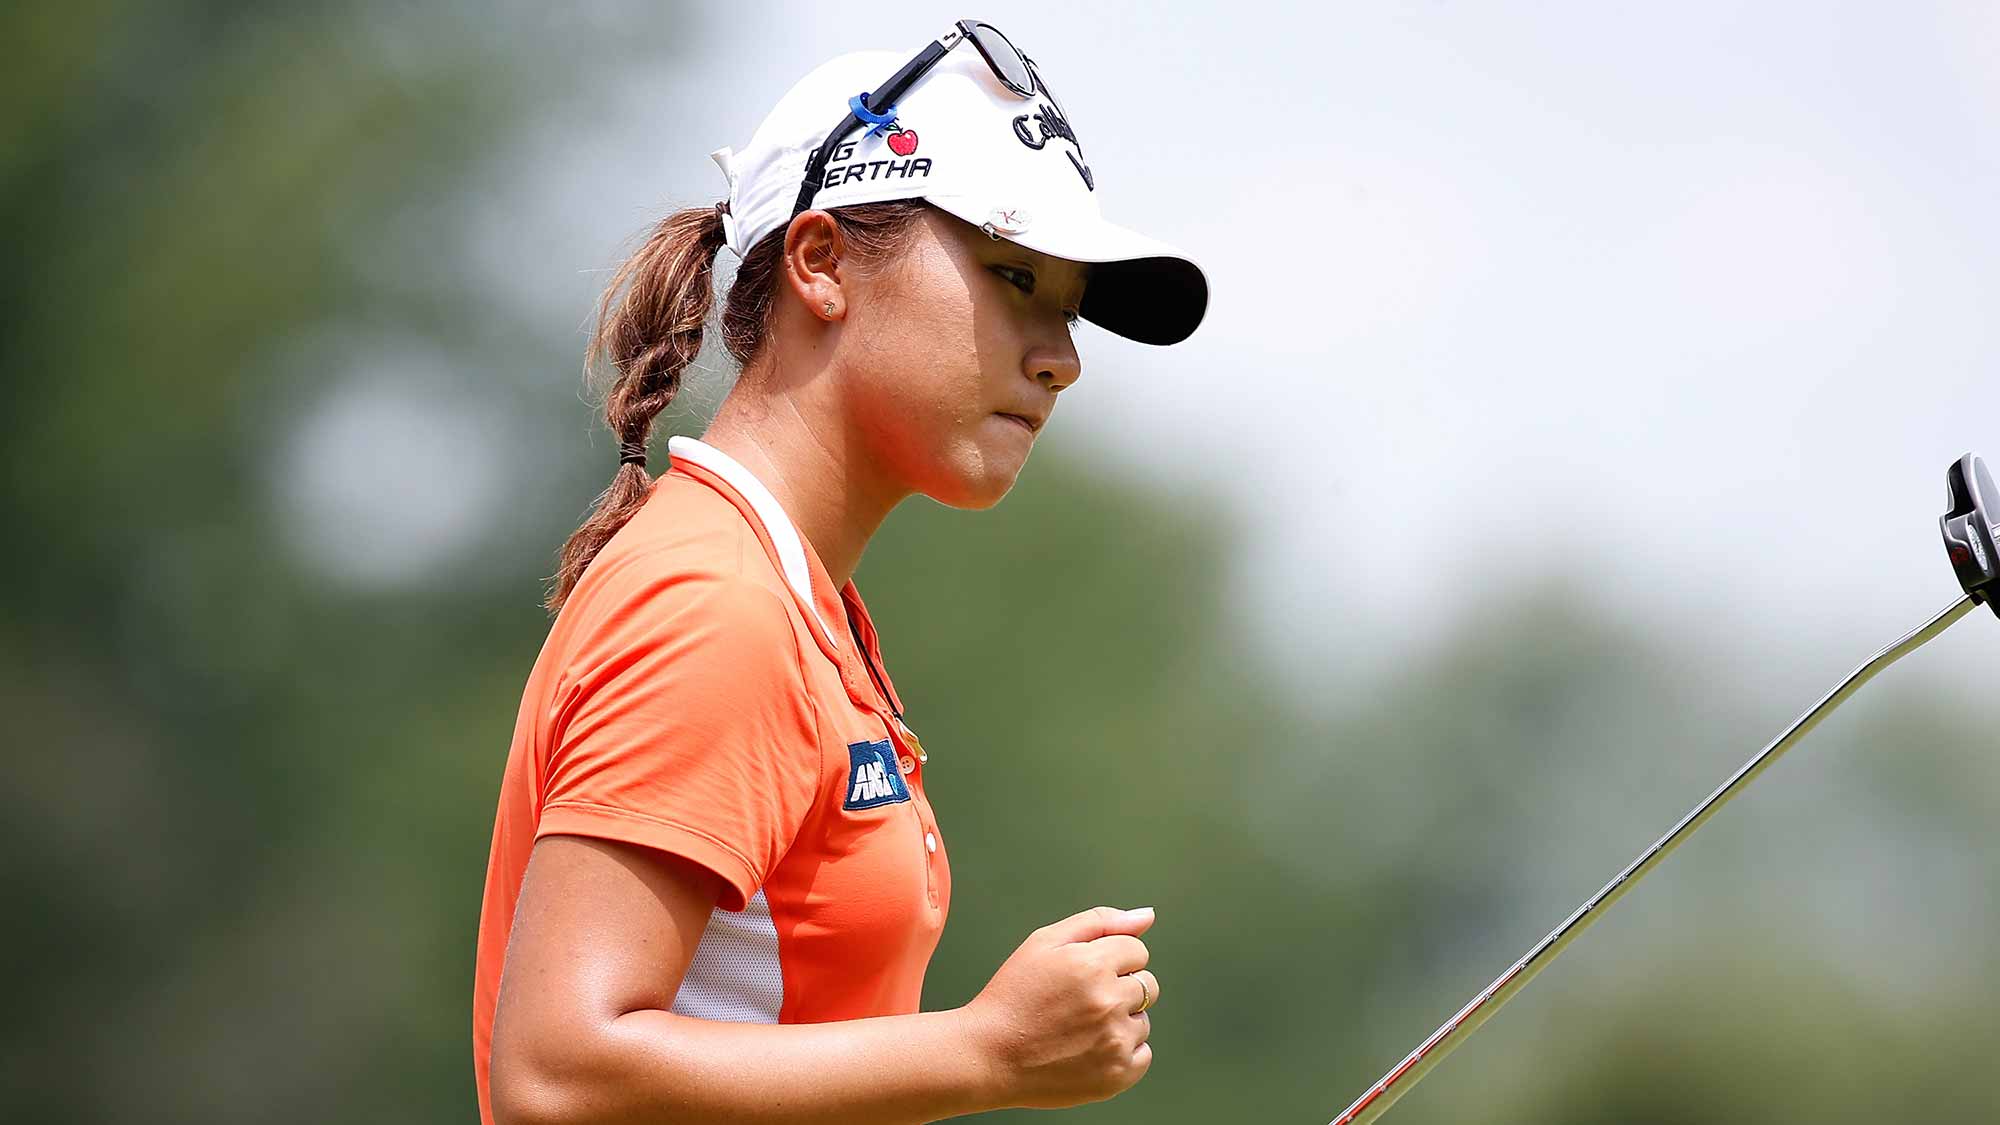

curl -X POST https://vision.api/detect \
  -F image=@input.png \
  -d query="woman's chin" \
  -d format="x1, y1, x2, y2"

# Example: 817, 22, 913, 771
925, 450, 1029, 510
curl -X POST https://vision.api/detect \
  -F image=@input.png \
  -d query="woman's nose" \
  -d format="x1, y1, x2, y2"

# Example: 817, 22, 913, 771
1028, 335, 1082, 393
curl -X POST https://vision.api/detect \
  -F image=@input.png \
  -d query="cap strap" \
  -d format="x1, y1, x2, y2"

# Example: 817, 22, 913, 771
709, 146, 745, 258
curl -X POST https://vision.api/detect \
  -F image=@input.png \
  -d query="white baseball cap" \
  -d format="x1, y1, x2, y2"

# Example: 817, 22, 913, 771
708, 30, 1208, 346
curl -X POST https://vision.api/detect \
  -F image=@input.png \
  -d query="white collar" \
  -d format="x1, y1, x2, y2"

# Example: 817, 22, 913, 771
666, 435, 838, 649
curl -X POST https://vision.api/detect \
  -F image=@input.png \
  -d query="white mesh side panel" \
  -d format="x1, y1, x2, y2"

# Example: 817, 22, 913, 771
669, 888, 784, 1023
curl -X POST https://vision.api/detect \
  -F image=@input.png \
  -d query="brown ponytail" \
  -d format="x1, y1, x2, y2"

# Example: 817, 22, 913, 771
545, 198, 929, 614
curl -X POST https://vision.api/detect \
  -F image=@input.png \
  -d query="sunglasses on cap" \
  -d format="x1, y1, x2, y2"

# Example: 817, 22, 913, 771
790, 20, 1069, 221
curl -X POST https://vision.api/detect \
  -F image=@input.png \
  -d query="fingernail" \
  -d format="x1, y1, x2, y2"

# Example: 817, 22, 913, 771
1125, 906, 1155, 920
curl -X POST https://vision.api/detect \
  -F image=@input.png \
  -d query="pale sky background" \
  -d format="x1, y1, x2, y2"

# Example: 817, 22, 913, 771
441, 0, 2000, 707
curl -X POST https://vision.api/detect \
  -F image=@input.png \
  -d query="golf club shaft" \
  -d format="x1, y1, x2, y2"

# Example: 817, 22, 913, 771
1327, 593, 1982, 1125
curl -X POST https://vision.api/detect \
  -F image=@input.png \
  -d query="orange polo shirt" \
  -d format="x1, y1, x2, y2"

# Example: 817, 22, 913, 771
472, 436, 950, 1125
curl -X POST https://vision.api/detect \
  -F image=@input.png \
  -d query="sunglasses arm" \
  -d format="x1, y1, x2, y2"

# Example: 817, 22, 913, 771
791, 38, 953, 220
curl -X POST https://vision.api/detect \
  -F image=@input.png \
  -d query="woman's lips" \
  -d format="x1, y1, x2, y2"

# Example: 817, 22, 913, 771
996, 413, 1037, 436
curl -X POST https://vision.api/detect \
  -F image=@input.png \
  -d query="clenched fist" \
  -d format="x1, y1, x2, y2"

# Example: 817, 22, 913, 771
959, 905, 1160, 1110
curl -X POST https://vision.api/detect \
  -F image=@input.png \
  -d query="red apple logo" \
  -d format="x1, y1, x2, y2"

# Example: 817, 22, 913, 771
887, 129, 919, 157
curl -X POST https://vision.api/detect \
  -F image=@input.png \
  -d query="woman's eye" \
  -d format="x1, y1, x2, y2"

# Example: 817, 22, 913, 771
996, 266, 1078, 329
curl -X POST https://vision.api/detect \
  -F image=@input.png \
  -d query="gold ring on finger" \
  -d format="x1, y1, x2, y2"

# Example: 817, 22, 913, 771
1136, 974, 1152, 1014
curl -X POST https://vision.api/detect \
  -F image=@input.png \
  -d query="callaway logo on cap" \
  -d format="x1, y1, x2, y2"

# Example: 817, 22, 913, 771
709, 22, 1208, 346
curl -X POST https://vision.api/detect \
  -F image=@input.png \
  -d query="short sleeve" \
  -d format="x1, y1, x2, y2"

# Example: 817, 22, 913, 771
537, 563, 821, 912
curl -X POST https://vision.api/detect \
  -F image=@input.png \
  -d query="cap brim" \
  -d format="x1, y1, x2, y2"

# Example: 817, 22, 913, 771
926, 196, 1209, 346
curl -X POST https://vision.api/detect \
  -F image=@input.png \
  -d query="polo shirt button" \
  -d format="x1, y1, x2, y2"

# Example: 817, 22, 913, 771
899, 756, 915, 774
924, 831, 937, 853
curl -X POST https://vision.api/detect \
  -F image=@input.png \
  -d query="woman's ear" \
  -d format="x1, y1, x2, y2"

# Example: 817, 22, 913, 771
781, 209, 847, 320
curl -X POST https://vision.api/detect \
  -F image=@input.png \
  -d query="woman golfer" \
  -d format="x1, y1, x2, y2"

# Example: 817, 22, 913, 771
473, 21, 1207, 1124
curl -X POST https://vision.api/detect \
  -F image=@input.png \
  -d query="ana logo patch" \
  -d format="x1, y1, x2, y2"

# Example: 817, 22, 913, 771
843, 738, 911, 810
886, 128, 919, 157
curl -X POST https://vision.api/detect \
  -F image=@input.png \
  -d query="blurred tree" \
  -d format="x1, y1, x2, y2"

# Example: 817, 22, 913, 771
1, 3, 703, 1120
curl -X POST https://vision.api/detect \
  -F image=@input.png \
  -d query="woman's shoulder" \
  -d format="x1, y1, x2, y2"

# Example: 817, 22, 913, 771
559, 472, 798, 642
601, 468, 760, 560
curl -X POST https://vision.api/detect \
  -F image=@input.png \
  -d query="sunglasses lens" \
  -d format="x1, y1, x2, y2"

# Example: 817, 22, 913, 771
966, 22, 1035, 96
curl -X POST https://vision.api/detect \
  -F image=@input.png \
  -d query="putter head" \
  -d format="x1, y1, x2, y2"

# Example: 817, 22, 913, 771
1942, 453, 2000, 617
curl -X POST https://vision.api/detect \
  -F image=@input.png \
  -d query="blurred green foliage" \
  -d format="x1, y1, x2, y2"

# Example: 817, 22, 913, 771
5, 4, 1995, 1124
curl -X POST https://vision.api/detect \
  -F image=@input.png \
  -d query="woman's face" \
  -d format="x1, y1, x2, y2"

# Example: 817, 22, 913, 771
839, 207, 1087, 510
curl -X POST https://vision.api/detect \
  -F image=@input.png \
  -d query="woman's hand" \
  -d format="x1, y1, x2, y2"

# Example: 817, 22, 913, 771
959, 905, 1160, 1109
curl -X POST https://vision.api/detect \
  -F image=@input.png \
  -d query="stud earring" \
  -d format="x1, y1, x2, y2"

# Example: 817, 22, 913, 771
823, 300, 837, 317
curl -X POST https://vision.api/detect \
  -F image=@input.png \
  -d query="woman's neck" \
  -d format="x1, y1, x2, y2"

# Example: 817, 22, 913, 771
698, 393, 905, 590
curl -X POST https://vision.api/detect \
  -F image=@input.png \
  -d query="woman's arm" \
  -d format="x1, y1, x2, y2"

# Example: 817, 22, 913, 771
488, 835, 1002, 1125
